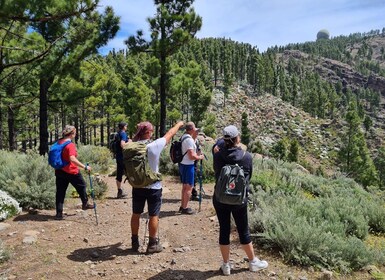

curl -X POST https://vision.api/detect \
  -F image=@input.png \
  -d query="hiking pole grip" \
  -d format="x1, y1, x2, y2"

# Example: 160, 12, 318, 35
86, 163, 99, 225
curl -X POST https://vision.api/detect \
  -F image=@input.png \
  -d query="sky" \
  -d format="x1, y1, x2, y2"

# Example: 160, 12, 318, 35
98, 0, 385, 55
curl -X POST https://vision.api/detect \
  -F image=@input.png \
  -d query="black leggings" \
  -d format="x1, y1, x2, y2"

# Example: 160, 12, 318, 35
55, 170, 88, 214
213, 197, 251, 245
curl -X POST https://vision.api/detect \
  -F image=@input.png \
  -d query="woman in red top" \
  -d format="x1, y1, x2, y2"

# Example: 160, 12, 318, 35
55, 125, 93, 220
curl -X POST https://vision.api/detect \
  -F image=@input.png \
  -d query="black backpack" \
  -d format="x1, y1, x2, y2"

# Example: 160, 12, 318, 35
214, 151, 248, 205
170, 135, 189, 164
109, 132, 120, 156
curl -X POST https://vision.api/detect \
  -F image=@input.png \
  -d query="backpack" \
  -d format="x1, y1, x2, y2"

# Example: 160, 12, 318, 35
214, 162, 248, 205
123, 142, 162, 188
48, 140, 72, 169
170, 135, 189, 164
109, 132, 120, 156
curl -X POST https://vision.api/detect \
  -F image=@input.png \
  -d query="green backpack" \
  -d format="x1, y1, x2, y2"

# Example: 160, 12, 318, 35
123, 142, 162, 188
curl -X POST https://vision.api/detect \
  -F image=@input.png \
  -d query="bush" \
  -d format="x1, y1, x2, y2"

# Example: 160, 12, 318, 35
77, 145, 114, 174
0, 190, 21, 221
0, 148, 110, 210
0, 240, 10, 264
249, 157, 385, 272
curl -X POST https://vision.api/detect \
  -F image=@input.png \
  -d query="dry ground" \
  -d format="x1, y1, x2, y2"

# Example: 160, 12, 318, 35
0, 175, 381, 280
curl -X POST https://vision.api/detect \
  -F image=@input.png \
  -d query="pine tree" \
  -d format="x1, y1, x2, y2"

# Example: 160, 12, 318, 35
338, 102, 378, 187
126, 0, 202, 136
241, 112, 250, 146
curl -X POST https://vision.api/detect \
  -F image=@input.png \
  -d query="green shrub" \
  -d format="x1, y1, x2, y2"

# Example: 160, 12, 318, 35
249, 157, 385, 272
77, 145, 114, 174
0, 148, 109, 210
0, 240, 10, 264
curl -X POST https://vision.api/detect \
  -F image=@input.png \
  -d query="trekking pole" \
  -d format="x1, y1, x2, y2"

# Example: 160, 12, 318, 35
198, 157, 206, 212
86, 163, 99, 225
143, 214, 149, 246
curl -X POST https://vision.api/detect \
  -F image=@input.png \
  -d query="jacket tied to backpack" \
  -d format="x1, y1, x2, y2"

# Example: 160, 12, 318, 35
123, 142, 161, 188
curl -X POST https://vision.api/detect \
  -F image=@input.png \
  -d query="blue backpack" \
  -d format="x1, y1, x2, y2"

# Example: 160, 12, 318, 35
48, 141, 72, 169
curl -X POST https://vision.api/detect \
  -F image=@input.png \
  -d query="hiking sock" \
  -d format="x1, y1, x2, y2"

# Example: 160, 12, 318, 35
148, 237, 157, 245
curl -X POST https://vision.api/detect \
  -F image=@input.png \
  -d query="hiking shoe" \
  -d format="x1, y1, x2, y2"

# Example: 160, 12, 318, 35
117, 189, 127, 199
54, 213, 63, 220
181, 208, 195, 215
220, 262, 231, 276
249, 258, 268, 272
82, 203, 94, 210
146, 242, 163, 254
131, 237, 140, 252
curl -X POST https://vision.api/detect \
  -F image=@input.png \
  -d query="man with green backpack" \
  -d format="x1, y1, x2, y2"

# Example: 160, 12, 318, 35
124, 120, 184, 254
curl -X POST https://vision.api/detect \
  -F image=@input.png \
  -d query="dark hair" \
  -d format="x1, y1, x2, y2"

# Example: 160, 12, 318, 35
224, 137, 237, 149
118, 122, 127, 130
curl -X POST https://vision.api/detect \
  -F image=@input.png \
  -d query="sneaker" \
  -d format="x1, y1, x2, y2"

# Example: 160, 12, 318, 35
82, 203, 94, 210
249, 258, 268, 272
181, 208, 195, 215
220, 262, 231, 276
146, 241, 163, 254
131, 237, 140, 252
54, 213, 63, 220
117, 188, 127, 199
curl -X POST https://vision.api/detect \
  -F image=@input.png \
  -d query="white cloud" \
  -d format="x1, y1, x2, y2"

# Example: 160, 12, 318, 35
98, 0, 385, 54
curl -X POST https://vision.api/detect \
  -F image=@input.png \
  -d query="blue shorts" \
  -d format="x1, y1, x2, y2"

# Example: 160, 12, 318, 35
179, 164, 195, 186
132, 188, 162, 216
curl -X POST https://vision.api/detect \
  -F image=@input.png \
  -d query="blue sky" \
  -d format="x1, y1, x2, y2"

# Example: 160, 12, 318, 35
98, 0, 385, 55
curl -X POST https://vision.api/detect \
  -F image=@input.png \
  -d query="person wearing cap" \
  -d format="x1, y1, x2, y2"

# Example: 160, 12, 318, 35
178, 121, 205, 215
213, 125, 268, 275
115, 121, 130, 199
54, 125, 94, 220
130, 120, 184, 254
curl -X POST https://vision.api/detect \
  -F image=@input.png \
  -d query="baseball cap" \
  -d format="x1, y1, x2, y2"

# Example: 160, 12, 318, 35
185, 121, 200, 132
223, 125, 239, 138
118, 122, 128, 129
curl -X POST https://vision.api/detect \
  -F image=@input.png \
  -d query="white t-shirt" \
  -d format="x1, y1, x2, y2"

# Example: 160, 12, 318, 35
180, 134, 196, 165
138, 137, 166, 190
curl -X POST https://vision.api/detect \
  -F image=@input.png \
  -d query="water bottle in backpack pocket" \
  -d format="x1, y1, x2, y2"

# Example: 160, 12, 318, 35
214, 164, 247, 205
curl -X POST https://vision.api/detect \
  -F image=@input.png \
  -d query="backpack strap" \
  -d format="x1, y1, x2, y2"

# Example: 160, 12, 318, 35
180, 134, 191, 159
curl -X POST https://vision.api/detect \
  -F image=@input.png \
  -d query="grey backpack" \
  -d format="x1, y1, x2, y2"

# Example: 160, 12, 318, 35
214, 163, 247, 205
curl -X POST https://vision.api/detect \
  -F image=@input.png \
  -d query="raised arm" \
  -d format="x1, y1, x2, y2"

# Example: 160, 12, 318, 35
163, 121, 184, 144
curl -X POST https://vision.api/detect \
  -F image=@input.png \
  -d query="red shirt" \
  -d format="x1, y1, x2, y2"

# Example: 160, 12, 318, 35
58, 139, 79, 174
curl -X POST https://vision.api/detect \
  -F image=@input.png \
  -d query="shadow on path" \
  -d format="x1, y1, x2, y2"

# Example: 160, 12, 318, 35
67, 242, 138, 262
147, 267, 248, 279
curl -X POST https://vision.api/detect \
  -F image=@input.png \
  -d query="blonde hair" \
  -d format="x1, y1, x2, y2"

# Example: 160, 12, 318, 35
62, 125, 76, 137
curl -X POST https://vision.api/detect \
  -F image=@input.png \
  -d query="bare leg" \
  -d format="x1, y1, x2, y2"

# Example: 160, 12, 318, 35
242, 242, 256, 261
148, 216, 159, 239
181, 184, 192, 208
131, 213, 140, 236
220, 244, 230, 263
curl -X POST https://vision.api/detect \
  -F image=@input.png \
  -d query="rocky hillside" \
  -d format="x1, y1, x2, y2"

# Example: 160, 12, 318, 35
208, 35, 385, 173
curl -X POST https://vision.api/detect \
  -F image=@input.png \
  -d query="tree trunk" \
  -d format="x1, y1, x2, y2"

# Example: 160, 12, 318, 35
81, 100, 86, 144
159, 53, 167, 137
100, 106, 104, 146
0, 100, 3, 150
7, 105, 17, 151
39, 77, 53, 155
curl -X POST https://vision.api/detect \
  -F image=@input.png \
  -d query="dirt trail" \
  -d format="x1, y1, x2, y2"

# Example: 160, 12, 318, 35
0, 176, 371, 279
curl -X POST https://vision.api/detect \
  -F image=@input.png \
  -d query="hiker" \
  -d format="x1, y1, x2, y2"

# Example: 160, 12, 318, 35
212, 125, 268, 276
178, 121, 205, 214
130, 121, 184, 254
115, 121, 130, 198
54, 125, 94, 220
